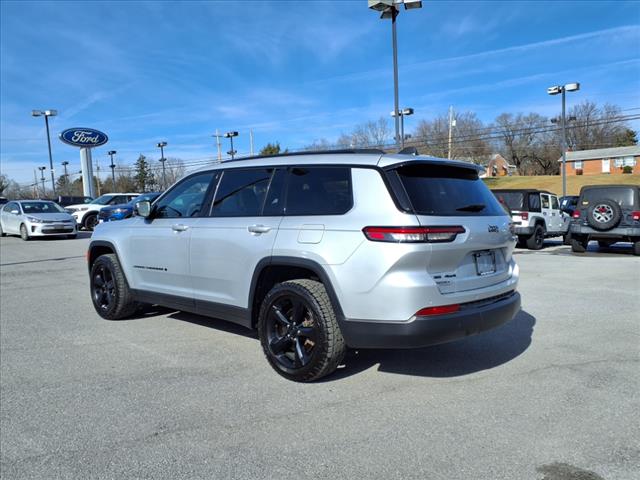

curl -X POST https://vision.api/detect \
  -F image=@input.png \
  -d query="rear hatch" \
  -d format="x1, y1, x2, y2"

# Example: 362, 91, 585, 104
388, 162, 515, 294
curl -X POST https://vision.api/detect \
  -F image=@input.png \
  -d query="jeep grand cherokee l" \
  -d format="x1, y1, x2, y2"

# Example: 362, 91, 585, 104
87, 150, 521, 382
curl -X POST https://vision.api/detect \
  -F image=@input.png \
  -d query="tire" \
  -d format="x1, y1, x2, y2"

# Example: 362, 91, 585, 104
516, 236, 527, 248
526, 224, 545, 250
20, 224, 30, 241
586, 199, 622, 231
563, 232, 572, 245
571, 236, 588, 253
633, 241, 640, 256
598, 240, 614, 249
258, 279, 346, 382
83, 213, 99, 231
90, 253, 139, 320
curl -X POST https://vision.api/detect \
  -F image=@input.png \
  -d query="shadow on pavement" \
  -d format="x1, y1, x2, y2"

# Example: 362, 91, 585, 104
515, 240, 635, 257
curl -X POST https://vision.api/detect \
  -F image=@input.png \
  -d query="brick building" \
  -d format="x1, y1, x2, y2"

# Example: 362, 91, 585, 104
561, 145, 640, 176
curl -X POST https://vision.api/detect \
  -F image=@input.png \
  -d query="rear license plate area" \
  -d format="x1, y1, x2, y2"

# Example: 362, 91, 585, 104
474, 250, 496, 276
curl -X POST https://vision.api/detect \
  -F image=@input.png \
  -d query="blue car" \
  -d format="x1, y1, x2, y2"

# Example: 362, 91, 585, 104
98, 192, 161, 223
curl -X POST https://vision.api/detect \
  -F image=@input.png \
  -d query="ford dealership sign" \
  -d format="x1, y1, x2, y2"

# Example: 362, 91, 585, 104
59, 128, 108, 148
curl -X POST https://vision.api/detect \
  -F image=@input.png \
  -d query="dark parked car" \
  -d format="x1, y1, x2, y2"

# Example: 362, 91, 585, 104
559, 195, 579, 216
98, 192, 161, 223
56, 195, 94, 208
570, 185, 640, 255
0, 197, 8, 206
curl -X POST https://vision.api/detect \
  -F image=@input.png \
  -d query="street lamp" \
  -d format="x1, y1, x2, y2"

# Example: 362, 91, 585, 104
38, 166, 47, 197
61, 161, 69, 194
390, 107, 414, 148
32, 109, 58, 196
547, 82, 580, 197
224, 131, 238, 160
107, 150, 117, 191
369, 1, 422, 148
157, 142, 167, 189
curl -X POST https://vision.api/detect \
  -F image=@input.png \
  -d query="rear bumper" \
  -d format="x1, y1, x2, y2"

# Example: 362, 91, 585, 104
570, 224, 640, 238
514, 226, 534, 235
339, 291, 521, 349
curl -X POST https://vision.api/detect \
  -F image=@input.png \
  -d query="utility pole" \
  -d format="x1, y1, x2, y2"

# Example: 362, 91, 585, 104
38, 166, 46, 197
95, 162, 101, 196
33, 170, 38, 198
249, 129, 255, 156
157, 141, 167, 189
212, 130, 223, 162
447, 105, 456, 160
62, 161, 69, 194
108, 151, 117, 191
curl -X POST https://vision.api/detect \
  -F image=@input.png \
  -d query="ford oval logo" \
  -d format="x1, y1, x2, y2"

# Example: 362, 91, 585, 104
59, 128, 108, 148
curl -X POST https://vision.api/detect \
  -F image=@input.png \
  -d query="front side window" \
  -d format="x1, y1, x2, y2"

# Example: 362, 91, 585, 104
550, 196, 559, 210
211, 168, 273, 217
154, 171, 215, 219
4, 202, 18, 213
285, 167, 352, 216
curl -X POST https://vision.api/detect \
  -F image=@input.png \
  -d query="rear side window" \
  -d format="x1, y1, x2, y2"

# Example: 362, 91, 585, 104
284, 167, 352, 216
528, 194, 541, 212
212, 168, 273, 217
393, 163, 505, 216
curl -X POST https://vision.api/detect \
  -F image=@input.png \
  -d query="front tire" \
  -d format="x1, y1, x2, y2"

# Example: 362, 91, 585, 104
90, 254, 138, 320
83, 213, 98, 231
20, 224, 30, 241
258, 279, 346, 382
526, 225, 545, 250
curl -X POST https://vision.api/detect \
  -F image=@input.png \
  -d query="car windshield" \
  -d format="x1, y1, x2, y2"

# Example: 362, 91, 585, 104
21, 202, 66, 214
581, 187, 636, 207
494, 192, 525, 210
91, 195, 116, 205
393, 163, 505, 216
127, 193, 159, 206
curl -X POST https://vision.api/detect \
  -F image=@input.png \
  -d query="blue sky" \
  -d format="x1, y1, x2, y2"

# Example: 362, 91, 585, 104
1, 0, 639, 184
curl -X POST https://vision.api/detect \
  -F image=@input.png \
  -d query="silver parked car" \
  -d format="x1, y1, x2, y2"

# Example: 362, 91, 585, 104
0, 200, 77, 240
88, 150, 521, 382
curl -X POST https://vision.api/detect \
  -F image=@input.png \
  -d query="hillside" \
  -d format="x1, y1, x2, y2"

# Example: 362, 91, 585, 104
483, 174, 639, 195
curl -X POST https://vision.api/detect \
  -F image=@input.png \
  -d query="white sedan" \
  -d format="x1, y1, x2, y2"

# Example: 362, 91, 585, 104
0, 200, 77, 240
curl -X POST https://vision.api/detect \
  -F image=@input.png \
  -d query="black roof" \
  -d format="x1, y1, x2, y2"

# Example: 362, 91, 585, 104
491, 188, 556, 195
579, 184, 640, 190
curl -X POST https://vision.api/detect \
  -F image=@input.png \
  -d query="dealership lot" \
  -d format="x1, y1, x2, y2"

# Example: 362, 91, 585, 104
1, 235, 638, 479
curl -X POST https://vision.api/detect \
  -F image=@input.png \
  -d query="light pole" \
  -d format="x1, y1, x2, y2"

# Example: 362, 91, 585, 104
212, 130, 224, 162
61, 161, 69, 194
547, 82, 580, 197
157, 142, 167, 189
32, 109, 58, 197
224, 131, 238, 160
38, 166, 47, 197
390, 107, 414, 148
369, 0, 422, 148
107, 150, 117, 191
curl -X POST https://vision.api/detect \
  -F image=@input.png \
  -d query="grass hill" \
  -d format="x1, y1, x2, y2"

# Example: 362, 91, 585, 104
483, 174, 639, 195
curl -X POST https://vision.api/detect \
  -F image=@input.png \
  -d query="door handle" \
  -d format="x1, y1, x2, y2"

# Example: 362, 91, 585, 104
171, 224, 189, 232
248, 224, 271, 234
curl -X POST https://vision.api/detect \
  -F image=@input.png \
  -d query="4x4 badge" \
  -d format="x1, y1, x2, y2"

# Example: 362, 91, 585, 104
488, 225, 499, 233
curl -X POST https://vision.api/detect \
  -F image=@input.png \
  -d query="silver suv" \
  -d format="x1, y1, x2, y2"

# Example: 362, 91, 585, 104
88, 151, 521, 381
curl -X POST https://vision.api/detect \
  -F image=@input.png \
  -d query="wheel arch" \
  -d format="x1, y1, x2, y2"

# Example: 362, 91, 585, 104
248, 257, 345, 329
88, 240, 121, 272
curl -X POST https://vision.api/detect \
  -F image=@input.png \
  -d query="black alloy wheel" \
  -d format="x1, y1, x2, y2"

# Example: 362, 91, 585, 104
92, 263, 115, 312
526, 225, 545, 250
84, 214, 99, 231
259, 279, 346, 382
90, 254, 138, 320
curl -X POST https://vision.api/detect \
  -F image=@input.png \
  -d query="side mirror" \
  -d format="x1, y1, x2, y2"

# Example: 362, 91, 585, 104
134, 200, 152, 218
10, 209, 19, 215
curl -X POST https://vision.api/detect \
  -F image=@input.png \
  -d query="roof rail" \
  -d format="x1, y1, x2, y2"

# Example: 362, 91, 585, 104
221, 148, 386, 163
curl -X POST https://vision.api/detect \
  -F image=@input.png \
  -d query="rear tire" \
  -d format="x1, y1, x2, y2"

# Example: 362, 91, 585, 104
563, 232, 572, 245
258, 279, 346, 382
90, 254, 139, 320
20, 224, 29, 241
83, 213, 98, 231
571, 236, 588, 253
526, 225, 545, 250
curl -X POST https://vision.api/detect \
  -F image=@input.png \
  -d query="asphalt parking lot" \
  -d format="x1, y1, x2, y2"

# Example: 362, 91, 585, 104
1, 235, 638, 480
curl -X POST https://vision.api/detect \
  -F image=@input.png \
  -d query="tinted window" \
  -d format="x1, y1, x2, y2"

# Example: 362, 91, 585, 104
4, 202, 17, 212
263, 169, 286, 216
581, 187, 637, 208
212, 168, 272, 217
285, 167, 352, 216
541, 194, 550, 209
550, 196, 559, 210
494, 192, 524, 210
155, 171, 215, 218
395, 164, 505, 216
528, 194, 541, 212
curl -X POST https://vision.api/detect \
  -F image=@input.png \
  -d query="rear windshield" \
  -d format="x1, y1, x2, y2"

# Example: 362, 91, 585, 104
392, 164, 506, 216
580, 187, 637, 208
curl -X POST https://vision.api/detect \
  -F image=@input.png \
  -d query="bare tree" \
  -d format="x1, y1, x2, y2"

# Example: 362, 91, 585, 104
304, 138, 333, 151
565, 101, 632, 150
493, 113, 550, 174
336, 116, 392, 148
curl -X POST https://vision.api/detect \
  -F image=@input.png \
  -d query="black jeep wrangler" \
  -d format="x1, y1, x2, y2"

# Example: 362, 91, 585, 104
570, 185, 640, 255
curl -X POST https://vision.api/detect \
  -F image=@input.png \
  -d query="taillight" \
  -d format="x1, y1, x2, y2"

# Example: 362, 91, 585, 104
416, 304, 460, 316
520, 212, 529, 220
632, 211, 640, 221
572, 210, 581, 219
363, 226, 465, 243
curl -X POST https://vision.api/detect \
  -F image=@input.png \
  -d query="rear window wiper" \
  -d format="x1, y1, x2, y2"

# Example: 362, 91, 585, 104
456, 203, 486, 212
